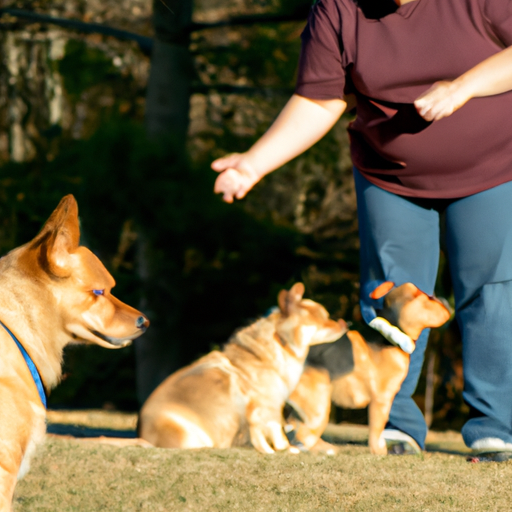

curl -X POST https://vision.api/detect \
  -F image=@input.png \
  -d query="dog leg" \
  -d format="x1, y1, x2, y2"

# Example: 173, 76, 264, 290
266, 420, 291, 451
365, 345, 411, 455
247, 403, 290, 453
0, 437, 26, 511
250, 418, 292, 453
0, 467, 16, 512
286, 366, 332, 450
368, 397, 394, 455
248, 425, 276, 453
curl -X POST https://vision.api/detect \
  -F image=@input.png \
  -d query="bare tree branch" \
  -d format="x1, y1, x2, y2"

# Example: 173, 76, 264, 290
0, 8, 153, 54
0, 7, 308, 55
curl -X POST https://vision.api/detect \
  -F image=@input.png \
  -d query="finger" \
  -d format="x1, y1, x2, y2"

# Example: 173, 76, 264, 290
414, 98, 427, 109
422, 111, 434, 122
235, 187, 247, 200
416, 105, 434, 121
414, 99, 433, 116
211, 153, 239, 172
213, 169, 235, 193
432, 108, 452, 122
414, 102, 425, 116
414, 87, 437, 104
428, 99, 454, 121
226, 182, 245, 203
214, 172, 240, 203
428, 103, 444, 121
211, 159, 228, 172
414, 85, 447, 108
222, 192, 234, 203
213, 175, 226, 194
215, 178, 235, 202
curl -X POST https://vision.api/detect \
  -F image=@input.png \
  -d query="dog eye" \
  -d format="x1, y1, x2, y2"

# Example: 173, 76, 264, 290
92, 289, 105, 296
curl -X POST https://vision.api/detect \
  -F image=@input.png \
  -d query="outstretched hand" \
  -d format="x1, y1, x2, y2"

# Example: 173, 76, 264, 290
414, 81, 471, 122
211, 153, 261, 203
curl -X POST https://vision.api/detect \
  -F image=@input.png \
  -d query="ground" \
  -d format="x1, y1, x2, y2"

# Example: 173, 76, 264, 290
12, 410, 510, 511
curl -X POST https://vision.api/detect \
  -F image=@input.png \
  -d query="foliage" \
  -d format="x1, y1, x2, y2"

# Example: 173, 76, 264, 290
0, 120, 310, 409
58, 39, 118, 97
192, 22, 303, 89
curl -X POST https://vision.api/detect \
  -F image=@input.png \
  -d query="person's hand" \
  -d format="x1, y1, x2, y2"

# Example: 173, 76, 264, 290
414, 81, 471, 121
211, 153, 262, 203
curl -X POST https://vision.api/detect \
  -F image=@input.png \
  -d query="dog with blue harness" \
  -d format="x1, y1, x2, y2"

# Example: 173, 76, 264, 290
0, 195, 149, 510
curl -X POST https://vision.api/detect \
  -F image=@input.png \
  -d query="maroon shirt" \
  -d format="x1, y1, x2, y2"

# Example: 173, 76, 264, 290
295, 0, 512, 198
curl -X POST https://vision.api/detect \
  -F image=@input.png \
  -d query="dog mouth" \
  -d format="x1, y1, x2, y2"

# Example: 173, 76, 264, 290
89, 329, 143, 347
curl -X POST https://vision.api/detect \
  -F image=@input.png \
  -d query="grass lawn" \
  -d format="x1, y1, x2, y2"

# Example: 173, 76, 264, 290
12, 410, 511, 511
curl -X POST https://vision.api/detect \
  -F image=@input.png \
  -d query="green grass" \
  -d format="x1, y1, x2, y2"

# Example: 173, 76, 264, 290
13, 412, 512, 511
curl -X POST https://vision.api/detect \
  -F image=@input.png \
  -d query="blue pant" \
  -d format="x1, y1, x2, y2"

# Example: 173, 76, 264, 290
354, 167, 512, 449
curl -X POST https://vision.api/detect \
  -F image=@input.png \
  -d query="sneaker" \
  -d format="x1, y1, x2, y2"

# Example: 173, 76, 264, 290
470, 437, 512, 452
467, 437, 512, 463
381, 429, 422, 455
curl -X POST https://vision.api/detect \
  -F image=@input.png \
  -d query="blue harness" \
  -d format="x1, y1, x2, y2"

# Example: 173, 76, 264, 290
0, 320, 47, 408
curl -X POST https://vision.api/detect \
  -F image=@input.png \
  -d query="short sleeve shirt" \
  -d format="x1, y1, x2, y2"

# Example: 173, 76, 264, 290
296, 0, 512, 198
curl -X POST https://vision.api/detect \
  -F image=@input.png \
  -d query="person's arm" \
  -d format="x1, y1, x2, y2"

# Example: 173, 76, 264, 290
415, 45, 512, 121
212, 94, 346, 203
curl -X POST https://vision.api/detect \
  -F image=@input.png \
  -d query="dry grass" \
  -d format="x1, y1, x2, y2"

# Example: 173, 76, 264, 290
46, 409, 137, 431
13, 411, 512, 511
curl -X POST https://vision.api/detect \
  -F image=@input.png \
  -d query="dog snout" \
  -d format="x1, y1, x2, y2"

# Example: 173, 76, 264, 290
137, 316, 150, 331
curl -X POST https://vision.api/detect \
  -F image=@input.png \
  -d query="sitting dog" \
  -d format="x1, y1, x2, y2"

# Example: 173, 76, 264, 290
286, 282, 451, 455
0, 195, 148, 510
138, 283, 344, 453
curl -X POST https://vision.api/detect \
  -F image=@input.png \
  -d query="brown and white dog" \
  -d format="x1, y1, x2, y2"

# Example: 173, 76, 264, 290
286, 282, 451, 455
0, 195, 148, 510
138, 283, 345, 453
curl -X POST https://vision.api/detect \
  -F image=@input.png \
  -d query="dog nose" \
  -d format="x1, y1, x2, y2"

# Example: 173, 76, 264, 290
137, 316, 150, 330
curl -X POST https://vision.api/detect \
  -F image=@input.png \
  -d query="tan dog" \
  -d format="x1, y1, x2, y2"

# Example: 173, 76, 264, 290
0, 195, 148, 510
138, 283, 344, 453
286, 282, 451, 455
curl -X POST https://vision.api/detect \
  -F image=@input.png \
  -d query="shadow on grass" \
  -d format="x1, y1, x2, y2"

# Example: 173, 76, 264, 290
423, 444, 471, 457
47, 417, 471, 459
321, 423, 471, 458
47, 423, 138, 439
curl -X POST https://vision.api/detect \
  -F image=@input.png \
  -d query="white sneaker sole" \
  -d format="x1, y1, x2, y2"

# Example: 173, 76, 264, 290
470, 437, 512, 452
380, 429, 421, 455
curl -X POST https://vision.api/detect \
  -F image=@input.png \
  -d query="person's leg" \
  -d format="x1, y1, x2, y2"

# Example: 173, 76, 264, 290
445, 180, 512, 449
354, 168, 440, 449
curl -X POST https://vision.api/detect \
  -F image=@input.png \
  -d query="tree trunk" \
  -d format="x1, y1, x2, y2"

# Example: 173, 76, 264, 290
145, 40, 192, 139
134, 0, 194, 404
145, 0, 194, 139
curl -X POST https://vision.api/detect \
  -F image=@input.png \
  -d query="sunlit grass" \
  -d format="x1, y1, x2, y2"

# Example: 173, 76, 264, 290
13, 410, 511, 511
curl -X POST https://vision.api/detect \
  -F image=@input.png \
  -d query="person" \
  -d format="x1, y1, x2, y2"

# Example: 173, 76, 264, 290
211, 0, 512, 459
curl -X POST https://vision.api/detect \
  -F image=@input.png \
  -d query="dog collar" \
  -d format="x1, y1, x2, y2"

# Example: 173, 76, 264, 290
368, 317, 415, 354
0, 320, 47, 408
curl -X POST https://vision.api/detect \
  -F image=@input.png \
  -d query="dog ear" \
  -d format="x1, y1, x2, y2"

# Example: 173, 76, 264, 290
405, 294, 452, 331
388, 283, 452, 339
369, 281, 395, 300
30, 195, 80, 278
278, 282, 305, 315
